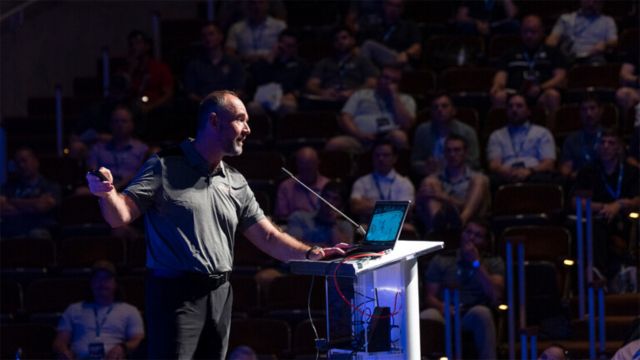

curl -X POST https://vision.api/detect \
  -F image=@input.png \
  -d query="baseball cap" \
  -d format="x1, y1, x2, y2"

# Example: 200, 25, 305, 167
91, 260, 117, 277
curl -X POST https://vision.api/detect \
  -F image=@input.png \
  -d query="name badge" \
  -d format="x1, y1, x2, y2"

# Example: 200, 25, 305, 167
88, 342, 105, 359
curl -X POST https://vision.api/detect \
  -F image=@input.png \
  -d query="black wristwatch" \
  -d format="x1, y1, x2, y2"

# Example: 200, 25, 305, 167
305, 245, 322, 260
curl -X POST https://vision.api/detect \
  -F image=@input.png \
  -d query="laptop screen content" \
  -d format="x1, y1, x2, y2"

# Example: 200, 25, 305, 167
364, 201, 410, 245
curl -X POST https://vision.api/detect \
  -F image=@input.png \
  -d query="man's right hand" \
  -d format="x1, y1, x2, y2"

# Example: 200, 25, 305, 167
86, 167, 115, 198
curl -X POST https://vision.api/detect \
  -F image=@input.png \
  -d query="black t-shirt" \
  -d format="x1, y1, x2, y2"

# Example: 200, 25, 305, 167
360, 19, 421, 52
574, 161, 640, 203
499, 45, 567, 91
251, 56, 310, 94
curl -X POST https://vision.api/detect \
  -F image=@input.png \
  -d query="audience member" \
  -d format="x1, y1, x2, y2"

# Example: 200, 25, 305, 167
487, 93, 556, 186
611, 339, 640, 360
616, 48, 640, 117
120, 30, 174, 115
248, 29, 310, 116
326, 65, 415, 153
1, 147, 61, 239
225, 0, 287, 64
546, 0, 618, 64
184, 22, 246, 104
416, 135, 489, 236
357, 0, 422, 68
411, 93, 480, 177
491, 15, 566, 116
450, 0, 519, 35
350, 140, 415, 223
227, 345, 258, 360
420, 219, 503, 359
275, 146, 330, 221
305, 27, 378, 102
538, 344, 570, 360
52, 260, 145, 360
573, 129, 640, 278
287, 181, 354, 246
559, 94, 604, 179
87, 105, 149, 191
216, 0, 287, 32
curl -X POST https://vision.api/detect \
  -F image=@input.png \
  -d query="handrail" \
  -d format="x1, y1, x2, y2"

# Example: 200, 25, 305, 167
0, 0, 39, 24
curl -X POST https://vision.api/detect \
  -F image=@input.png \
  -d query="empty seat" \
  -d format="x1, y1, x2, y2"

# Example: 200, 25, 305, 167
229, 318, 291, 358
58, 236, 126, 269
274, 111, 340, 149
1, 237, 56, 269
0, 323, 56, 359
488, 33, 522, 62
567, 64, 622, 91
24, 277, 89, 316
439, 67, 495, 94
399, 69, 437, 97
292, 318, 327, 356
1, 279, 23, 319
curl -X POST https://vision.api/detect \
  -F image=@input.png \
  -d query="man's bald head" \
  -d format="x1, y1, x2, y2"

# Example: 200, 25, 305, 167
521, 15, 545, 49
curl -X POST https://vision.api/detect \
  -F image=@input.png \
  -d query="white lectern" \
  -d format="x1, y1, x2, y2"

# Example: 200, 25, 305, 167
290, 240, 443, 360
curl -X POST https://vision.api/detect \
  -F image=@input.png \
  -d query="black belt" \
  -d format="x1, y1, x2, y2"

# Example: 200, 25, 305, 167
150, 269, 231, 289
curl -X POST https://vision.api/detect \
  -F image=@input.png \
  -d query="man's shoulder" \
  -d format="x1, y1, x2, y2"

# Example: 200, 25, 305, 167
222, 161, 250, 187
156, 144, 186, 159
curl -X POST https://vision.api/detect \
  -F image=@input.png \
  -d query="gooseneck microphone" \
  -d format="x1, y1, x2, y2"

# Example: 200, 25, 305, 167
281, 167, 367, 236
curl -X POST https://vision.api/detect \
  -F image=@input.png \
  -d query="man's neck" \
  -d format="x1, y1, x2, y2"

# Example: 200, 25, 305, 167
94, 297, 114, 307
375, 169, 393, 178
194, 136, 223, 170
206, 47, 223, 63
445, 164, 465, 180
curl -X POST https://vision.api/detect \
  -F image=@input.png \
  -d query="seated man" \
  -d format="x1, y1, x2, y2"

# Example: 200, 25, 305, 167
411, 93, 479, 177
357, 0, 422, 68
184, 22, 246, 104
305, 27, 378, 103
249, 29, 310, 116
287, 181, 354, 247
416, 134, 489, 236
275, 146, 330, 221
559, 94, 604, 180
225, 0, 287, 64
487, 93, 556, 186
450, 0, 518, 35
53, 260, 145, 360
491, 15, 566, 116
326, 64, 416, 153
545, 0, 618, 64
87, 105, 149, 191
0, 147, 61, 239
421, 219, 503, 359
350, 140, 415, 223
573, 129, 640, 278
615, 48, 640, 118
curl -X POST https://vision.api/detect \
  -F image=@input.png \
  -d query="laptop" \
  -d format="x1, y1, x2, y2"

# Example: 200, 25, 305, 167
340, 200, 411, 257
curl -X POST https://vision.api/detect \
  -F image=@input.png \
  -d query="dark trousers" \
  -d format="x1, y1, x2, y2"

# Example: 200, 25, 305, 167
145, 273, 233, 360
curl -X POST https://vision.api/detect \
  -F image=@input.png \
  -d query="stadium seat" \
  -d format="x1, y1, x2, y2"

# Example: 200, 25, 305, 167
229, 318, 291, 358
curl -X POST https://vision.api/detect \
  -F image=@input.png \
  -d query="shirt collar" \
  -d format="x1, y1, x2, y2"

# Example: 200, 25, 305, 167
373, 169, 398, 181
180, 139, 226, 178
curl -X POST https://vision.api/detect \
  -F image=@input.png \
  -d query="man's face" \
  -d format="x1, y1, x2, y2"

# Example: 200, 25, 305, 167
372, 144, 397, 174
521, 16, 544, 49
217, 96, 251, 156
507, 95, 531, 125
334, 30, 355, 53
580, 0, 601, 15
377, 68, 402, 93
580, 101, 602, 129
91, 270, 117, 301
128, 35, 148, 57
444, 139, 467, 167
383, 0, 404, 23
110, 108, 134, 139
247, 0, 268, 22
278, 35, 298, 59
461, 222, 488, 250
14, 149, 39, 180
431, 96, 455, 125
597, 135, 621, 162
296, 148, 320, 180
201, 25, 223, 50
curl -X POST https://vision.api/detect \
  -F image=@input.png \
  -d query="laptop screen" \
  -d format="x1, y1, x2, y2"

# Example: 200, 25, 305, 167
363, 200, 410, 245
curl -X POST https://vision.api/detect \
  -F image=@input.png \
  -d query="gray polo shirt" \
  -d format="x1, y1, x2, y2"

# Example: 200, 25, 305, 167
124, 139, 265, 274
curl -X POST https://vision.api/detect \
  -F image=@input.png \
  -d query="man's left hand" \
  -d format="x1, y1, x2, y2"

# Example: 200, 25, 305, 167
307, 243, 351, 260
105, 344, 126, 360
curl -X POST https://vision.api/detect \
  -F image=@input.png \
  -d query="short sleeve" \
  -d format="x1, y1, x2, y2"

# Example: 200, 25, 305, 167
124, 304, 145, 338
342, 90, 363, 116
486, 131, 503, 162
400, 94, 416, 117
238, 183, 266, 232
350, 176, 367, 199
57, 304, 75, 332
604, 17, 618, 42
538, 128, 557, 160
123, 156, 163, 213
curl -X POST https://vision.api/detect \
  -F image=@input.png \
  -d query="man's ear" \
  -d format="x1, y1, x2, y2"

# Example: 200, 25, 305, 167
209, 112, 218, 128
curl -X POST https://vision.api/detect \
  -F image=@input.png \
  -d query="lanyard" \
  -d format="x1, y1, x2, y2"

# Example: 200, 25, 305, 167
508, 124, 531, 158
251, 24, 265, 51
382, 25, 396, 42
94, 304, 114, 338
601, 163, 624, 200
373, 173, 395, 200
522, 50, 537, 72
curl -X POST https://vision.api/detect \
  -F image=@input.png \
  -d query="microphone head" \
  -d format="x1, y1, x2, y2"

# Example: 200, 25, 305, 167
356, 226, 367, 237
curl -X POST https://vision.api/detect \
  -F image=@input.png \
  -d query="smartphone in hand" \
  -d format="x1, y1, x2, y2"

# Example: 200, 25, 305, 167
88, 169, 108, 181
